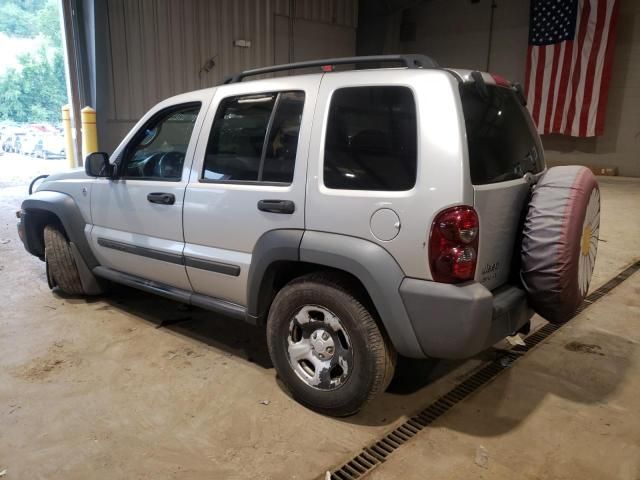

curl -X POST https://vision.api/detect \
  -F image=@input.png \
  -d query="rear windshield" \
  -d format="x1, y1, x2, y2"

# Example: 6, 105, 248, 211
460, 83, 544, 185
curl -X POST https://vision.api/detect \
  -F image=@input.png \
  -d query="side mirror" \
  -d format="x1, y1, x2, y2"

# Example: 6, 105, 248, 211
85, 152, 113, 177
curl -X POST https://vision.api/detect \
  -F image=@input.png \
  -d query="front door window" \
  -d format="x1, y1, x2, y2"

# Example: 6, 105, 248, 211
122, 103, 201, 180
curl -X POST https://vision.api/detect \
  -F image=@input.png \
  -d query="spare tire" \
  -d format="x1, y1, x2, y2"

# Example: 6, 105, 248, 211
521, 166, 600, 323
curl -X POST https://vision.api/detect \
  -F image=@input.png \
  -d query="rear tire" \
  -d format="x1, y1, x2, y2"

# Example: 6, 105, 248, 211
266, 272, 396, 417
43, 224, 85, 295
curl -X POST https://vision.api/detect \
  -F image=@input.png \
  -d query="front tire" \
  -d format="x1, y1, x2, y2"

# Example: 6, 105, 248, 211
43, 224, 85, 295
266, 273, 396, 417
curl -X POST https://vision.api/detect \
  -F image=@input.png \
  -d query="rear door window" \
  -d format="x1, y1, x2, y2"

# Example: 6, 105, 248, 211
202, 91, 304, 184
324, 86, 417, 191
460, 84, 544, 185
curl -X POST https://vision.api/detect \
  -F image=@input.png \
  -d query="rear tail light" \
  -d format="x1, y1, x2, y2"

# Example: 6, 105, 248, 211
429, 206, 479, 283
490, 73, 511, 87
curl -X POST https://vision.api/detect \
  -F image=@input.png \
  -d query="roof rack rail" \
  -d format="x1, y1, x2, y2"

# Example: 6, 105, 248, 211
222, 54, 439, 84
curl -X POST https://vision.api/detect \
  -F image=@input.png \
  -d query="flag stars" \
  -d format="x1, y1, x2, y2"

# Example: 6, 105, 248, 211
530, 0, 576, 45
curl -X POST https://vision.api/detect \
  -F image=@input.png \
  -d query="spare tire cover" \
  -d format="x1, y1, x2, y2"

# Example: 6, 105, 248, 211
521, 166, 600, 323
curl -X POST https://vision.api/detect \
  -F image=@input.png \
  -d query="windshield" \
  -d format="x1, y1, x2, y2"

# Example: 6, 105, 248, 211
460, 83, 544, 185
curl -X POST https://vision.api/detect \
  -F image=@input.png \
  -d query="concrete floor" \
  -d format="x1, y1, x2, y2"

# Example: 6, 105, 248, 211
0, 155, 639, 479
370, 270, 640, 480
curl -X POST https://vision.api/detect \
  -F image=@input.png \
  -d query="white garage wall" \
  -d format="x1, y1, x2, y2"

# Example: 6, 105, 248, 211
102, 0, 358, 152
399, 0, 640, 177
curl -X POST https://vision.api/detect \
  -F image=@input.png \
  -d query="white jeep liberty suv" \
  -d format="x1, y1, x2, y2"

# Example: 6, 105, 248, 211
17, 55, 600, 416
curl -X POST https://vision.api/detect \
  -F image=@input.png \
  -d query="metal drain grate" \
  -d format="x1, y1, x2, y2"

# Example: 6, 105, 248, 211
329, 357, 515, 480
578, 260, 640, 309
328, 260, 640, 480
511, 322, 560, 353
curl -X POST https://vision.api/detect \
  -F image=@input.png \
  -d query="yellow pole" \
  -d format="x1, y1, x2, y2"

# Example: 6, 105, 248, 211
81, 106, 98, 163
61, 104, 75, 168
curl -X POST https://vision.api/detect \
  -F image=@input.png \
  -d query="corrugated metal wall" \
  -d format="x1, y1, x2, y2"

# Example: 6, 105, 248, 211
294, 0, 359, 26
102, 0, 357, 150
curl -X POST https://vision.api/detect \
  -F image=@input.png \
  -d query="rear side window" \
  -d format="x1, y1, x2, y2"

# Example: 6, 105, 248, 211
324, 86, 417, 191
460, 84, 544, 185
202, 91, 304, 184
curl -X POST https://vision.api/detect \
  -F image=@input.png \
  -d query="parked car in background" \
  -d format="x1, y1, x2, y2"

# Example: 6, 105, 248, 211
2, 132, 26, 153
30, 123, 59, 135
0, 125, 65, 159
19, 134, 42, 156
0, 136, 10, 152
37, 134, 66, 159
0, 123, 20, 145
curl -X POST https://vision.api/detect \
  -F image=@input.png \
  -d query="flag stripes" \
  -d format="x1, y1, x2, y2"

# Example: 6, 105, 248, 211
526, 0, 619, 137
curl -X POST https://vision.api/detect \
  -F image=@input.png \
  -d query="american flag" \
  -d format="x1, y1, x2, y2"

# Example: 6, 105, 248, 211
525, 0, 620, 137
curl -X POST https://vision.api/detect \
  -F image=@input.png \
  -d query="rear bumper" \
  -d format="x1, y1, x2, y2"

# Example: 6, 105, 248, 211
400, 278, 533, 359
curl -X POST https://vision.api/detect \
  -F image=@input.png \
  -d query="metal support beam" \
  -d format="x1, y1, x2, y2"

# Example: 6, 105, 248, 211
58, 0, 108, 166
59, 0, 82, 166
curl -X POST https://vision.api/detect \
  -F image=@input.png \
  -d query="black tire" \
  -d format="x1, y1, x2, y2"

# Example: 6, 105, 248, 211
266, 272, 396, 417
43, 224, 85, 295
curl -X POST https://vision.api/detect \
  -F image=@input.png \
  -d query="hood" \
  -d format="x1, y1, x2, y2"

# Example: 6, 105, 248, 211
36, 168, 88, 190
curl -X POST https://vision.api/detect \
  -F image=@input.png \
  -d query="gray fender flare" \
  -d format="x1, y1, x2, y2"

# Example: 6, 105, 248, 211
299, 231, 425, 358
247, 229, 304, 322
22, 191, 99, 269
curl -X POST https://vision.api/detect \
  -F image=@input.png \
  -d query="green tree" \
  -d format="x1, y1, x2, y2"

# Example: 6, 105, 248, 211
0, 2, 37, 37
36, 0, 62, 47
0, 0, 67, 123
0, 49, 66, 123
